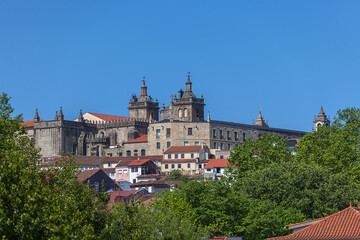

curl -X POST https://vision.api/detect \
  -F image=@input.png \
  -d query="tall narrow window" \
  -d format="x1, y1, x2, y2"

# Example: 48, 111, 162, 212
188, 128, 193, 135
234, 132, 238, 140
212, 129, 216, 138
179, 109, 183, 118
167, 142, 171, 148
166, 128, 171, 137
227, 131, 230, 139
156, 129, 160, 138
156, 142, 160, 149
220, 143, 223, 150
213, 142, 217, 149
184, 108, 188, 118
242, 133, 246, 142
219, 130, 223, 139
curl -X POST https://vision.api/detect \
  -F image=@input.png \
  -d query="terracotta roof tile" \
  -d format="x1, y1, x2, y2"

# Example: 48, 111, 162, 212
123, 134, 148, 144
267, 206, 360, 239
113, 156, 162, 167
164, 145, 203, 153
88, 113, 130, 121
21, 120, 43, 127
205, 159, 229, 168
128, 159, 151, 166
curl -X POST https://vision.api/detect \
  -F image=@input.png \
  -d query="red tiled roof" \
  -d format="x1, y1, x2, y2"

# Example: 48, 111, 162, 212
123, 134, 148, 144
164, 145, 203, 153
76, 169, 102, 182
162, 158, 196, 163
128, 159, 151, 166
114, 156, 162, 167
205, 159, 229, 168
267, 206, 360, 239
88, 113, 130, 121
109, 190, 137, 202
21, 120, 43, 127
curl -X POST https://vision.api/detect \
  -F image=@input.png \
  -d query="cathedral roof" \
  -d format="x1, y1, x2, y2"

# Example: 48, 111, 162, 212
86, 113, 130, 121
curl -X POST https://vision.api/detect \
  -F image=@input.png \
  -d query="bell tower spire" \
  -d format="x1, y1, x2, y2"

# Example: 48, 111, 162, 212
34, 109, 40, 123
313, 106, 330, 132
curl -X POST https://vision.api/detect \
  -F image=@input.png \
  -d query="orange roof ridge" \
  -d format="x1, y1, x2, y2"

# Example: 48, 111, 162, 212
123, 134, 148, 144
268, 206, 360, 239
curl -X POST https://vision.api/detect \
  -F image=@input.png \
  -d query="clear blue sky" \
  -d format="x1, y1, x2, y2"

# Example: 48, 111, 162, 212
1, 1, 359, 132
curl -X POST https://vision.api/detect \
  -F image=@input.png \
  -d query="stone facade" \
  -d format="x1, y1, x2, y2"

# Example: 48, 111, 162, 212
28, 75, 313, 160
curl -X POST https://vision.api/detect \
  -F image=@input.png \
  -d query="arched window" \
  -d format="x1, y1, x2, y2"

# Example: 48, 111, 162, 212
317, 123, 322, 127
126, 150, 131, 156
141, 149, 146, 156
100, 132, 104, 138
184, 108, 188, 118
179, 109, 183, 118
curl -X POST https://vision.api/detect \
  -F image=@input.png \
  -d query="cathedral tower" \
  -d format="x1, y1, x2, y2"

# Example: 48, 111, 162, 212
313, 106, 330, 132
128, 78, 159, 121
160, 73, 205, 122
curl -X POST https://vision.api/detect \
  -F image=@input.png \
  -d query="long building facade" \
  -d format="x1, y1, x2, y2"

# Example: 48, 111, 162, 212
25, 74, 329, 160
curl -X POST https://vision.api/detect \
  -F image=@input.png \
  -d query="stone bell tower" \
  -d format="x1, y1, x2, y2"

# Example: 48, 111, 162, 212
128, 78, 159, 121
313, 106, 330, 132
163, 72, 205, 122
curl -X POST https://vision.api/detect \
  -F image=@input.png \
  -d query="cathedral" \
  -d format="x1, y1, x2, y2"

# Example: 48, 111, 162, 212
23, 74, 330, 160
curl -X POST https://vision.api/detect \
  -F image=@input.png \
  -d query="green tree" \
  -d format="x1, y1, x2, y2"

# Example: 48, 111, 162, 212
164, 169, 190, 182
296, 107, 360, 183
241, 161, 360, 219
242, 200, 305, 240
0, 93, 108, 239
228, 134, 293, 182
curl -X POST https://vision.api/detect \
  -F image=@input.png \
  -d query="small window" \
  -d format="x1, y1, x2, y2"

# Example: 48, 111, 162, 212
118, 170, 122, 174
199, 164, 202, 169
141, 149, 146, 156
227, 131, 230, 139
133, 179, 136, 183
168, 154, 171, 159
187, 163, 190, 168
135, 167, 138, 172
167, 142, 171, 148
194, 141, 199, 145
171, 164, 175, 169
178, 164, 181, 169
108, 163, 111, 167
156, 129, 160, 137
166, 128, 171, 136
219, 130, 223, 138
234, 132, 238, 140
94, 182, 99, 193
156, 142, 160, 149
212, 129, 216, 138
165, 164, 168, 169
220, 143, 223, 150
184, 141, 189, 146
188, 128, 193, 135
213, 142, 217, 149
175, 154, 178, 159
126, 150, 131, 156
228, 144, 231, 150
123, 169, 127, 173
181, 154, 184, 159
191, 153, 194, 158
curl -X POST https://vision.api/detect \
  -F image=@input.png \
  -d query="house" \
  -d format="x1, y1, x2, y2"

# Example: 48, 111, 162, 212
267, 206, 360, 239
162, 145, 210, 175
76, 168, 120, 193
128, 159, 159, 183
204, 159, 229, 180
114, 155, 163, 183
